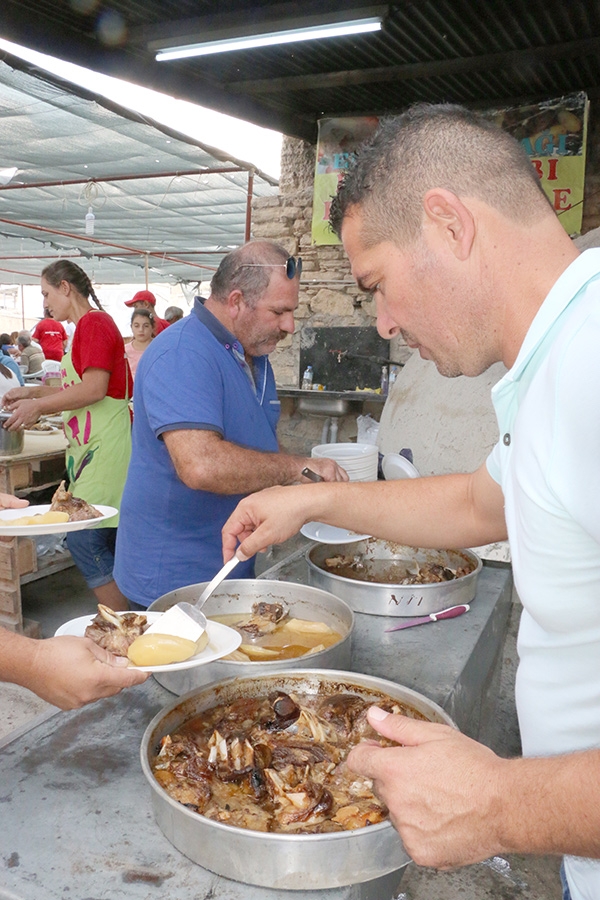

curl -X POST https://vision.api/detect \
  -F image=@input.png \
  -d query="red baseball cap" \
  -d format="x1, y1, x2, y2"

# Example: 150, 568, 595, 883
125, 290, 156, 307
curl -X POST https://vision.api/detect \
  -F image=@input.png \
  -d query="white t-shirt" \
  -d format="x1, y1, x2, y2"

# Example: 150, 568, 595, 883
63, 321, 76, 352
487, 249, 600, 900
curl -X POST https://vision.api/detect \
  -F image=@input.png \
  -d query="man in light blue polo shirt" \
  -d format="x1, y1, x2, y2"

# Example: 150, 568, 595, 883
114, 240, 346, 610
222, 109, 600, 900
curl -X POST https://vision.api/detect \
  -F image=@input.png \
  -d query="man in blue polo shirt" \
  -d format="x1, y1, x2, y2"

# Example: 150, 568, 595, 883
114, 240, 346, 608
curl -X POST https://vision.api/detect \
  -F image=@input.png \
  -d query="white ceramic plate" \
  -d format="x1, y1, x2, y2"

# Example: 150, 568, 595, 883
382, 453, 420, 480
301, 521, 370, 544
0, 503, 118, 535
24, 426, 61, 436
54, 612, 242, 672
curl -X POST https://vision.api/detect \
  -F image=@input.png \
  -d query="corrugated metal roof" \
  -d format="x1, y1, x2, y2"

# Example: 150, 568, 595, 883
2, 0, 599, 140
0, 49, 278, 284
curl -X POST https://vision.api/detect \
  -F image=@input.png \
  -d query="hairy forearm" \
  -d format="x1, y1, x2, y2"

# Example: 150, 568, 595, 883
178, 440, 311, 493
295, 471, 506, 550
15, 385, 60, 401
495, 750, 600, 858
0, 628, 37, 688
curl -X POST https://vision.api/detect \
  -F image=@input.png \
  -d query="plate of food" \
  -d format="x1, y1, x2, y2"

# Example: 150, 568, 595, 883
300, 521, 371, 544
0, 482, 117, 535
0, 504, 118, 535
55, 607, 242, 673
24, 422, 62, 436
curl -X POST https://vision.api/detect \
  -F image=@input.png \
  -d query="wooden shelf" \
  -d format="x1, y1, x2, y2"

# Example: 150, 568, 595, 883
20, 551, 74, 585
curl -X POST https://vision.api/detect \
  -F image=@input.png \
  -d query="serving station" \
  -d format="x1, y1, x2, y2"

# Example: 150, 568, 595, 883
0, 430, 71, 635
0, 543, 512, 900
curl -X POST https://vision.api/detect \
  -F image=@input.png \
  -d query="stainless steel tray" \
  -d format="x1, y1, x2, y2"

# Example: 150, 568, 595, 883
148, 579, 354, 694
141, 669, 455, 890
307, 539, 482, 616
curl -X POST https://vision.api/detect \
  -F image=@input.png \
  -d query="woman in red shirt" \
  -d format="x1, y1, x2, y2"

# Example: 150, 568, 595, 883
3, 261, 132, 611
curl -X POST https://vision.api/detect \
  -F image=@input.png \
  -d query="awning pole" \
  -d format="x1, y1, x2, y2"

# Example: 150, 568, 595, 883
245, 171, 254, 242
21, 284, 25, 328
145, 254, 149, 288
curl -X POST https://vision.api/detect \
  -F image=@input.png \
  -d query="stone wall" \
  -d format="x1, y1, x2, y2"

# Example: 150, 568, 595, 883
252, 135, 409, 453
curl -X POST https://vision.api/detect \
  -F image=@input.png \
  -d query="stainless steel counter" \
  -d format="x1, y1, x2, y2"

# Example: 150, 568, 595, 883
0, 552, 512, 900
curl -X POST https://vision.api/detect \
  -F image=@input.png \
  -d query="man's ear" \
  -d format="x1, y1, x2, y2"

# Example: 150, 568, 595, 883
227, 289, 245, 319
422, 188, 475, 261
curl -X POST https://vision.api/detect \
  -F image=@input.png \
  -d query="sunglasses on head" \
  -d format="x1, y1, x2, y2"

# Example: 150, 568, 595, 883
241, 256, 302, 280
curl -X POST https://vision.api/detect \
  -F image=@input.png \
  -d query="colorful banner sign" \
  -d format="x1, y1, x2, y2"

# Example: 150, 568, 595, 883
312, 93, 588, 245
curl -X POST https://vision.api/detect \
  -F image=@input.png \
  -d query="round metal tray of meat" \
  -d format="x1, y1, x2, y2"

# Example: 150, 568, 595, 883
141, 669, 456, 890
0, 503, 118, 535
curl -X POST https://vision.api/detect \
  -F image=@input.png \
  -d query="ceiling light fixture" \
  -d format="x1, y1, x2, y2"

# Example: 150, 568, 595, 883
154, 16, 383, 62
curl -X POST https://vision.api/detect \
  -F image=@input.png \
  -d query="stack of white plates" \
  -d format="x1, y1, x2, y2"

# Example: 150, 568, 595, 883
311, 442, 379, 482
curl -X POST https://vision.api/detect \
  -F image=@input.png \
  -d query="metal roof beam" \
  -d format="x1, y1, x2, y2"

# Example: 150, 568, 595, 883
0, 167, 253, 192
0, 217, 218, 273
228, 34, 600, 94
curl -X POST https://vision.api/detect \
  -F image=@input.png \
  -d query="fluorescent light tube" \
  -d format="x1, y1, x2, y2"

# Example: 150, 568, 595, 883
156, 17, 382, 61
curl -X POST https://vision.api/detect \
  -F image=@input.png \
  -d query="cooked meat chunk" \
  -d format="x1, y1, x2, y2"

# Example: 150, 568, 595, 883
317, 694, 369, 736
238, 601, 288, 639
50, 480, 103, 521
84, 604, 147, 657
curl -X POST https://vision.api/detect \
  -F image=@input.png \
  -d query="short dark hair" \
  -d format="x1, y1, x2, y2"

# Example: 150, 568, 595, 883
210, 240, 290, 308
130, 307, 154, 328
329, 103, 552, 245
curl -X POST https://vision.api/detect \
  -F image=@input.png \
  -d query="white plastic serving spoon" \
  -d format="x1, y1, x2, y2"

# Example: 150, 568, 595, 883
145, 552, 243, 642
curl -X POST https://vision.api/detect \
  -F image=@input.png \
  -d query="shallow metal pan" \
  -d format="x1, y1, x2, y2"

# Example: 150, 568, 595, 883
307, 539, 482, 617
141, 669, 455, 890
148, 579, 354, 695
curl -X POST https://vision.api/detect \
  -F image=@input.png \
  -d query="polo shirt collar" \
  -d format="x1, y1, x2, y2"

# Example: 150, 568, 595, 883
192, 297, 269, 401
192, 297, 245, 358
503, 249, 600, 384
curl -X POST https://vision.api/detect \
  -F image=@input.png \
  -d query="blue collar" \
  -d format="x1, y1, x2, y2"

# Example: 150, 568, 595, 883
192, 297, 269, 402
192, 297, 245, 358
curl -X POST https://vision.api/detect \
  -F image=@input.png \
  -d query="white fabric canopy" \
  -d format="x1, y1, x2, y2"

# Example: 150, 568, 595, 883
0, 52, 278, 285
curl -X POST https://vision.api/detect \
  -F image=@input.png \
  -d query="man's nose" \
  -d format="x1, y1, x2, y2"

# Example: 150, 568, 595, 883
376, 308, 400, 340
281, 312, 295, 334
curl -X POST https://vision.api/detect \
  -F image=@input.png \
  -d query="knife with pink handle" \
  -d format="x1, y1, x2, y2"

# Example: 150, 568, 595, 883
384, 604, 470, 632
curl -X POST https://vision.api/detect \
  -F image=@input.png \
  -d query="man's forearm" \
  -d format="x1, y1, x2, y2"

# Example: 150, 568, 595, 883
16, 385, 60, 400
0, 628, 36, 688
300, 471, 507, 551
497, 750, 600, 858
179, 439, 312, 493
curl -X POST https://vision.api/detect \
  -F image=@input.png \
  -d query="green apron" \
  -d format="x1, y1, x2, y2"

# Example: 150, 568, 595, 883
61, 351, 131, 525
